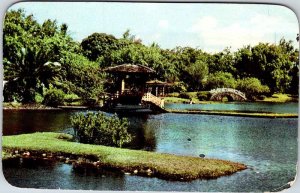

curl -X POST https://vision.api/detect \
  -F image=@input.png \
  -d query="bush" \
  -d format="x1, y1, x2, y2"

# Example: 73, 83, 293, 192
257, 95, 266, 100
236, 77, 270, 100
43, 88, 65, 107
178, 92, 191, 99
64, 93, 80, 101
206, 72, 236, 90
197, 91, 211, 101
35, 93, 44, 103
169, 82, 187, 93
71, 112, 132, 148
165, 92, 179, 97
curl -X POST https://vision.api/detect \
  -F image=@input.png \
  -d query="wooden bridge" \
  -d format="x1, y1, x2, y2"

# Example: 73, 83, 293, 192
142, 92, 167, 112
102, 92, 166, 113
209, 88, 247, 101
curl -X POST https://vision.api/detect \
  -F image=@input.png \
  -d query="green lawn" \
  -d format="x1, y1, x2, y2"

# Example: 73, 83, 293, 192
2, 132, 246, 181
260, 93, 298, 103
164, 92, 298, 104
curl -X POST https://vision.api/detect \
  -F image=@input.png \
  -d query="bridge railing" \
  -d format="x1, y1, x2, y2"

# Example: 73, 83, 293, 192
209, 88, 246, 99
142, 92, 165, 108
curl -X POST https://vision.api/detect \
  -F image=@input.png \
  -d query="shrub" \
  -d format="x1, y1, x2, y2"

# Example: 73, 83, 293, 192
178, 92, 191, 99
165, 92, 179, 97
43, 87, 65, 107
236, 77, 270, 100
35, 93, 44, 103
169, 82, 187, 93
257, 95, 266, 100
206, 72, 236, 90
197, 91, 211, 101
71, 112, 132, 148
64, 93, 81, 105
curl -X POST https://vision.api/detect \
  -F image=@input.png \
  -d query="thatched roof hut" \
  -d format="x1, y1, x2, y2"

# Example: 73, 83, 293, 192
146, 80, 173, 97
146, 80, 173, 86
104, 64, 155, 74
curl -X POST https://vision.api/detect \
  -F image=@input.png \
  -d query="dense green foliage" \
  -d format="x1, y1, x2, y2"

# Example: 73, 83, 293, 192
42, 86, 65, 107
71, 112, 132, 148
206, 72, 236, 90
236, 78, 270, 100
197, 91, 211, 101
3, 9, 299, 104
3, 10, 105, 104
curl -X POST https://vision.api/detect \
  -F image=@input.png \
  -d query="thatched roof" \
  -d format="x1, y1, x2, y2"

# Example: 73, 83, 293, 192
104, 64, 155, 74
146, 80, 172, 86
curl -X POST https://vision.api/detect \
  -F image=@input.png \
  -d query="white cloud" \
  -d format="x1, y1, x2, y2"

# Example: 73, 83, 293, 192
190, 16, 217, 32
189, 13, 298, 52
158, 19, 169, 29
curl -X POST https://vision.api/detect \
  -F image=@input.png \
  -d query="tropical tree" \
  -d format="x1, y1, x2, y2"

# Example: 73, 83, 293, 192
181, 60, 208, 91
3, 9, 78, 102
205, 72, 236, 90
80, 32, 119, 67
209, 48, 236, 75
59, 52, 105, 104
236, 77, 270, 100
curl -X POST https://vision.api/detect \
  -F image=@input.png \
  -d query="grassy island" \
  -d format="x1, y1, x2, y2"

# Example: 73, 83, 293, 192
2, 132, 246, 181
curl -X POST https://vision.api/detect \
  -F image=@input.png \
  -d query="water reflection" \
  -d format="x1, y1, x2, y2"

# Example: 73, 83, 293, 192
2, 103, 298, 191
3, 158, 126, 190
165, 102, 298, 114
124, 115, 157, 151
3, 110, 77, 135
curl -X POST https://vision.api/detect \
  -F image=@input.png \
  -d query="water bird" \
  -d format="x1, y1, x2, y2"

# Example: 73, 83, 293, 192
187, 138, 191, 141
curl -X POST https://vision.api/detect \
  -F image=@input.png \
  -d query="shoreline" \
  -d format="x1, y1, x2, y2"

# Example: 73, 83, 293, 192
167, 109, 298, 118
2, 102, 298, 118
2, 132, 247, 181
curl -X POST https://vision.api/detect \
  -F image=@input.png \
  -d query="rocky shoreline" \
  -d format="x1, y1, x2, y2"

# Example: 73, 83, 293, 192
2, 132, 247, 182
3, 103, 61, 110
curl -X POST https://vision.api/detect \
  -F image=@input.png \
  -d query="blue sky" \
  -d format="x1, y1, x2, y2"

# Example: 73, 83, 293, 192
8, 2, 299, 53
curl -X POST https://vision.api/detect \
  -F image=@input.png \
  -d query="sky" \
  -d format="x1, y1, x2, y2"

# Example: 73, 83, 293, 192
8, 2, 300, 53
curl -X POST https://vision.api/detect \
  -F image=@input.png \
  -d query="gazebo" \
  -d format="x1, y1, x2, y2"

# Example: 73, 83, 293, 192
146, 80, 172, 97
104, 64, 155, 105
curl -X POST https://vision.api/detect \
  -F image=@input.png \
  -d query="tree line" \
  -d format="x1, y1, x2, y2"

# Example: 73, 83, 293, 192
3, 9, 299, 105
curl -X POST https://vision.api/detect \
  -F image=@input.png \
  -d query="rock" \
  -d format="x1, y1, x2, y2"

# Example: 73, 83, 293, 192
147, 169, 152, 174
14, 150, 18, 154
133, 169, 138, 174
187, 138, 191, 141
42, 153, 47, 157
57, 156, 65, 161
124, 172, 131, 175
23, 151, 30, 156
199, 154, 205, 158
65, 157, 70, 163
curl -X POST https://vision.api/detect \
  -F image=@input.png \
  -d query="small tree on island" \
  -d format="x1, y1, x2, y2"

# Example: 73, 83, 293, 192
237, 77, 270, 100
71, 112, 132, 148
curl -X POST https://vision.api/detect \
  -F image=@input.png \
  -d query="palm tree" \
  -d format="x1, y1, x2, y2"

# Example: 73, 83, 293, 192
4, 46, 61, 102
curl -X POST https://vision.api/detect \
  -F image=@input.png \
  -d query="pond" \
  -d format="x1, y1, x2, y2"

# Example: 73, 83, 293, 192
2, 102, 298, 191
165, 102, 299, 114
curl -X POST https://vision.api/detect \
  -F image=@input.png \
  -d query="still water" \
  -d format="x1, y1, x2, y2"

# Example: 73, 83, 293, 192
2, 102, 298, 191
165, 102, 299, 113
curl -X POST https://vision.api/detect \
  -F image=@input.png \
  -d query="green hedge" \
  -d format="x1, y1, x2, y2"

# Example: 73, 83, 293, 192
43, 88, 65, 107
196, 91, 211, 101
71, 112, 132, 148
